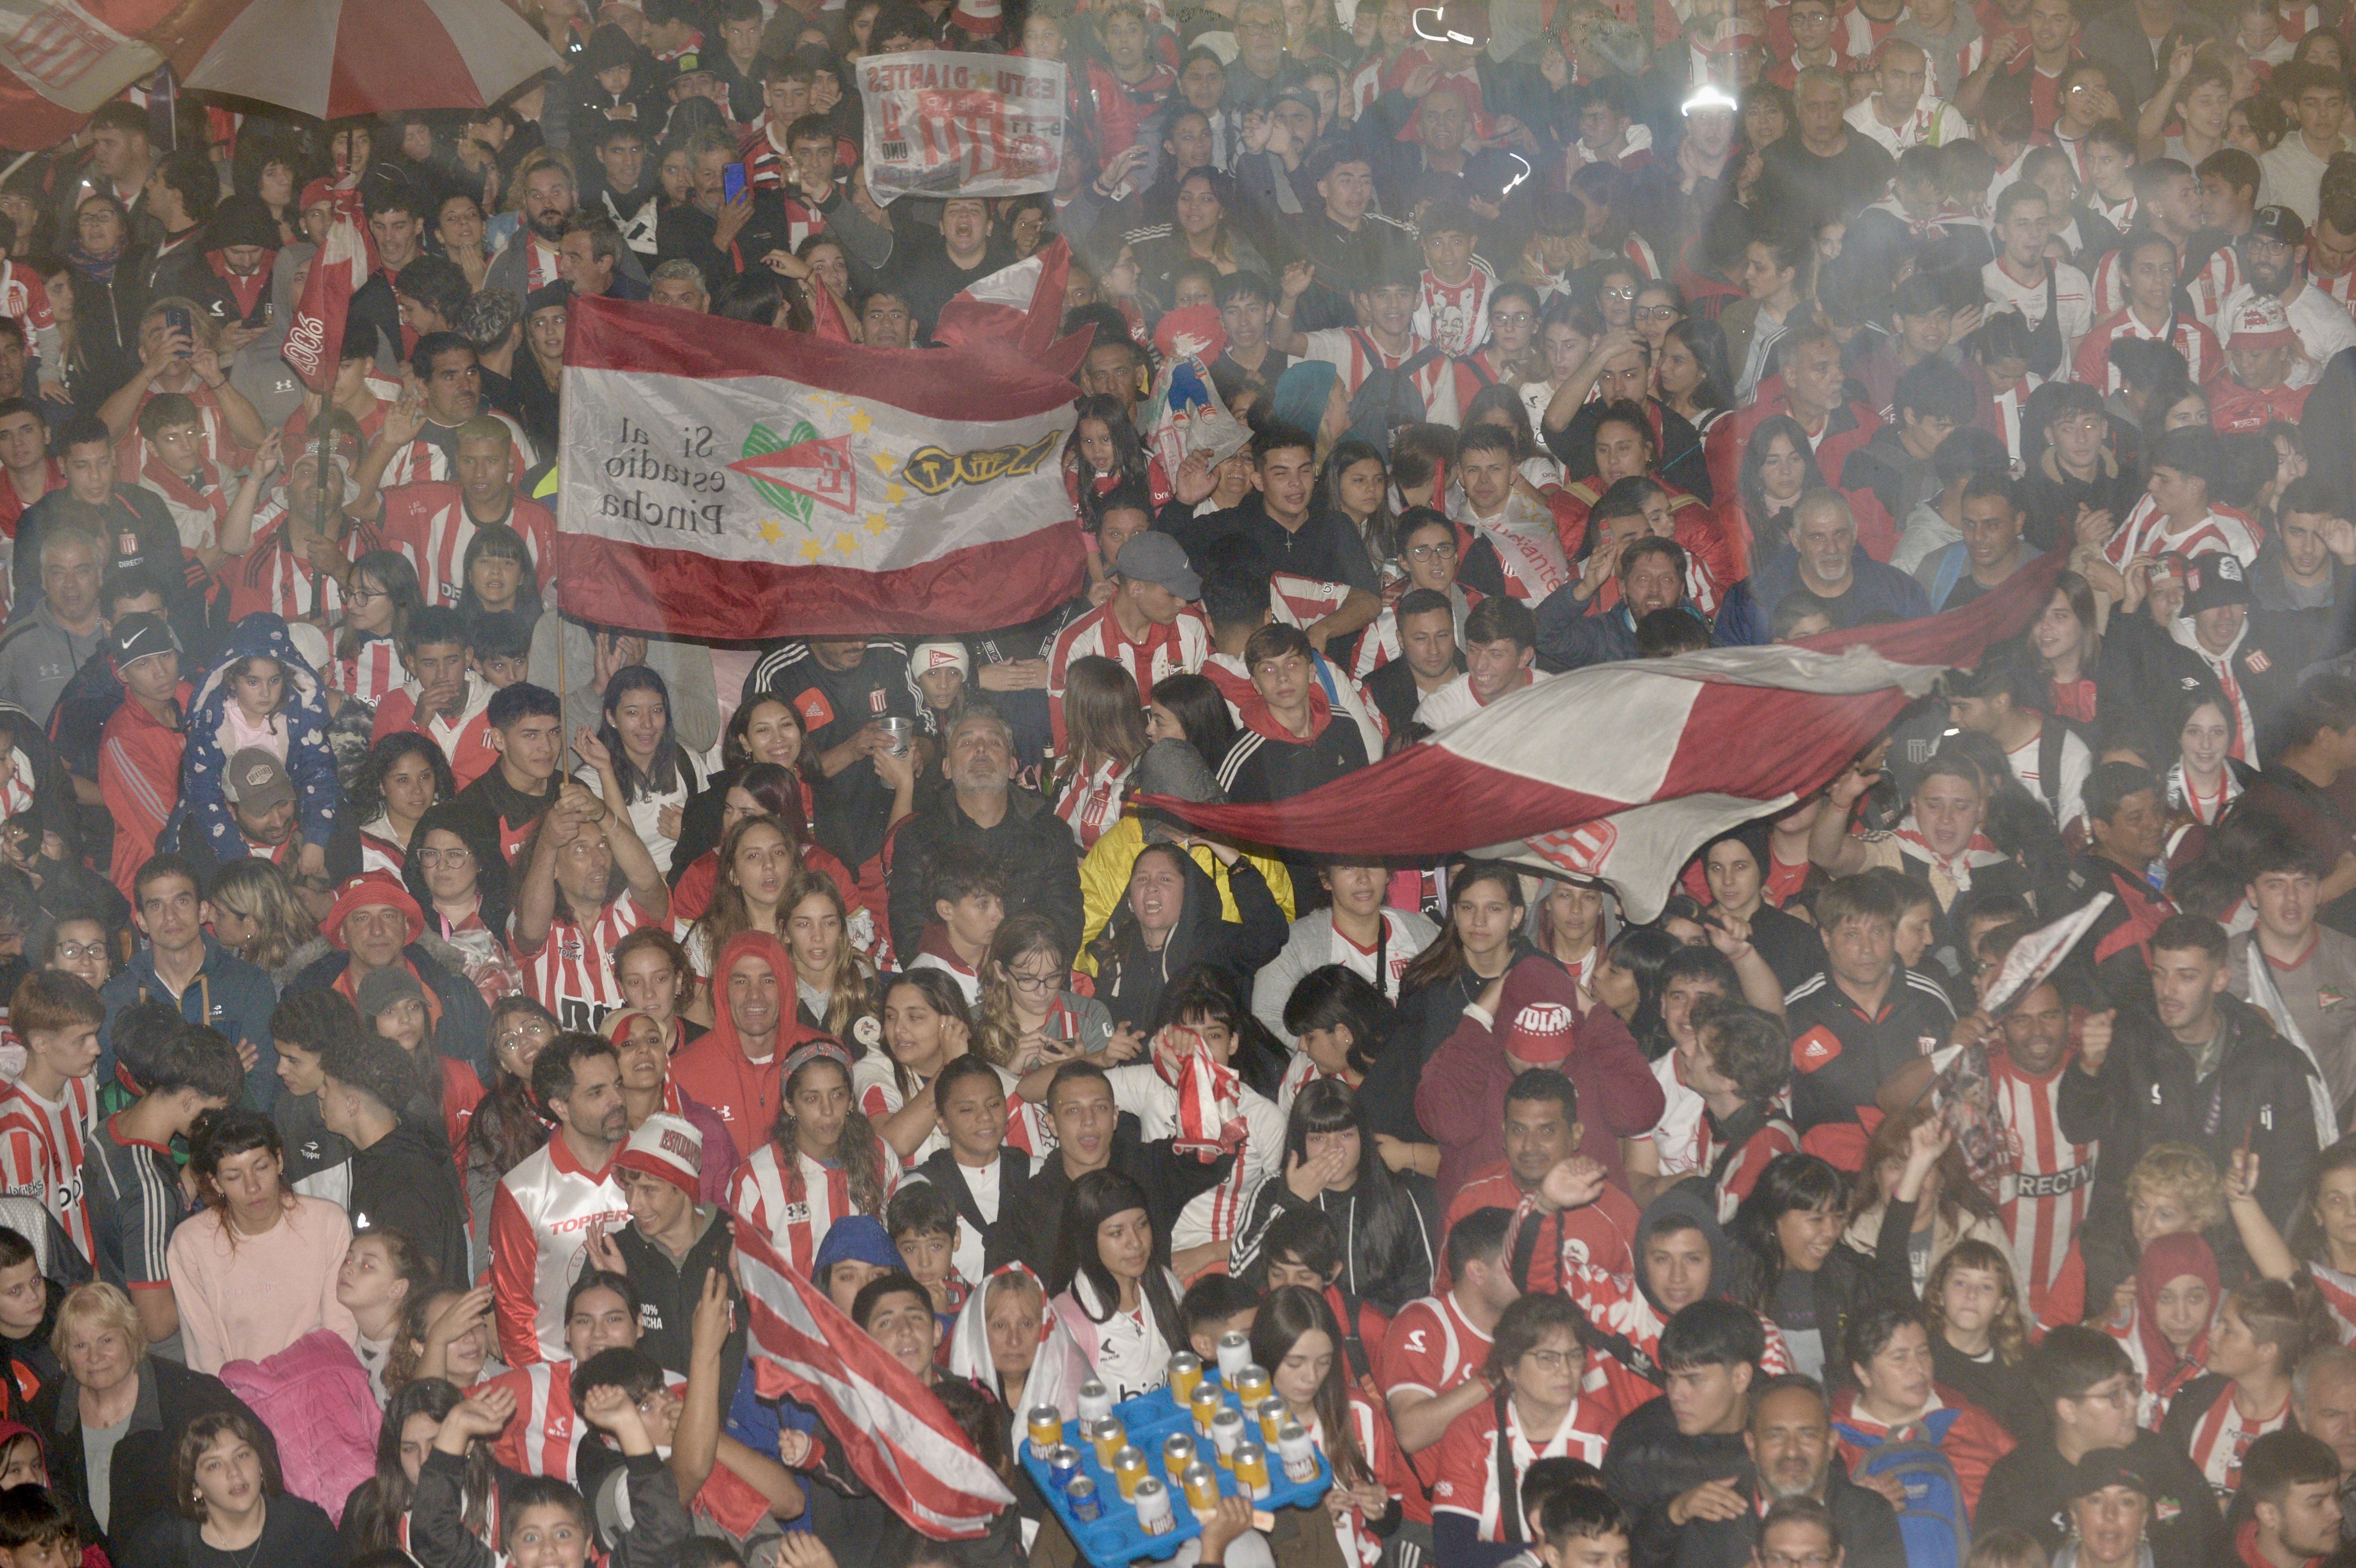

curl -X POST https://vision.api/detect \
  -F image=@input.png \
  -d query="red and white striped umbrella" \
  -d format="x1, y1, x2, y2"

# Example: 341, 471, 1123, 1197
178, 0, 559, 120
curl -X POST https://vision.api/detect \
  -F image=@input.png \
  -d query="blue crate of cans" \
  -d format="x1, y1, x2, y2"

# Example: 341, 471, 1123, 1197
1019, 1357, 1332, 1567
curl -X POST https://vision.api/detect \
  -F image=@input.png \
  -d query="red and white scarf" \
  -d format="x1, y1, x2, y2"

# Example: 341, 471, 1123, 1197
1152, 1025, 1245, 1159
142, 453, 232, 550
1891, 814, 2009, 894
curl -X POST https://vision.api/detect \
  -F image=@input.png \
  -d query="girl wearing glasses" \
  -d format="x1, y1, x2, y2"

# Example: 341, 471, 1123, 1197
332, 551, 424, 708
977, 913, 1123, 1069
1429, 1293, 1611, 1553
399, 803, 519, 1008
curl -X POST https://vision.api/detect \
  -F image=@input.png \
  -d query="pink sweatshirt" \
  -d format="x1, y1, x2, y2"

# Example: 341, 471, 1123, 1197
165, 1196, 360, 1375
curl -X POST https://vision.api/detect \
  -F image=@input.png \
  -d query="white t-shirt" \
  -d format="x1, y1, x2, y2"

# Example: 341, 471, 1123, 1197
1982, 258, 2094, 362
2005, 722, 2094, 838
2219, 281, 2356, 385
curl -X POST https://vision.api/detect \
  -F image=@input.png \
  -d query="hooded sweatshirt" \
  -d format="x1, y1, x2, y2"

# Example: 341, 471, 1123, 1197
666, 931, 828, 1162
350, 1112, 469, 1289
176, 612, 339, 859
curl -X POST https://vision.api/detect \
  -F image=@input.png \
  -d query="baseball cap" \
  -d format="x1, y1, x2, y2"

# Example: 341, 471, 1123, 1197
617, 1111, 703, 1197
221, 748, 295, 813
2068, 1447, 2156, 1503
2181, 551, 2253, 615
298, 178, 336, 215
2226, 294, 2300, 350
1498, 961, 1583, 1067
2250, 204, 2307, 248
109, 612, 178, 670
1112, 531, 1202, 600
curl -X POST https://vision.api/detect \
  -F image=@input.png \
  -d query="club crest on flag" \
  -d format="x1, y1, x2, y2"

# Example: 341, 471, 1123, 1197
731, 422, 860, 517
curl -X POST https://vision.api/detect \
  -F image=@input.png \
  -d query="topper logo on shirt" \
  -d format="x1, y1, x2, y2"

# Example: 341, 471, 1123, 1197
1793, 1026, 1843, 1070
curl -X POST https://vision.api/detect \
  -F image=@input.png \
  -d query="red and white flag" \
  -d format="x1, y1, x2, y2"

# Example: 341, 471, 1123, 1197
554, 294, 1085, 639
735, 1227, 1014, 1539
283, 203, 372, 393
1148, 556, 2063, 921
932, 236, 1073, 362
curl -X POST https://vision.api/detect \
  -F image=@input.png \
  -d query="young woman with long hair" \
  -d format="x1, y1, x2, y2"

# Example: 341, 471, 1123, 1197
1590, 925, 1683, 1059
1920, 1240, 2042, 1440
386, 1282, 500, 1394
2161, 687, 2251, 864
2031, 571, 2103, 735
1232, 1079, 1438, 1315
140, 1408, 341, 1567
1531, 877, 1609, 990
465, 997, 555, 1270
1727, 414, 1826, 568
673, 694, 820, 887
167, 1111, 359, 1375
349, 733, 452, 879
687, 814, 798, 973
780, 868, 884, 1043
339, 1378, 500, 1557
727, 1040, 896, 1272
1048, 1169, 1187, 1401
1848, 1107, 2007, 1297
1315, 437, 1397, 573
335, 1228, 434, 1406
1658, 317, 1734, 437
399, 803, 520, 1007
334, 550, 425, 707
1141, 672, 1239, 777
1089, 839, 1287, 1035
610, 926, 703, 1058
455, 522, 543, 624
578, 665, 700, 876
857, 969, 995, 1163
204, 859, 324, 985
1251, 1283, 1403, 1566
975, 913, 1122, 1072
1729, 1151, 1871, 1383
2234, 1134, 2356, 1338
671, 763, 868, 959
1066, 393, 1163, 523
1054, 657, 1149, 852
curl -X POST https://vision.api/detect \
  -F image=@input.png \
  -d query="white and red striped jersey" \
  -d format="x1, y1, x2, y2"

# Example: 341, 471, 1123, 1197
1323, 908, 1426, 1001
1698, 1112, 1800, 1223
1991, 1047, 2096, 1314
1429, 1394, 1613, 1539
1302, 328, 1463, 425
1053, 754, 1127, 851
2073, 306, 2223, 392
1045, 602, 1212, 751
517, 893, 653, 1035
727, 1137, 900, 1274
0, 1075, 94, 1262
0, 262, 58, 363
480, 1357, 688, 1481
373, 675, 500, 789
1563, 1256, 1793, 1381
374, 413, 538, 491
2310, 1264, 2356, 1342
1415, 264, 1496, 359
2309, 265, 2356, 315
487, 1134, 630, 1365
2101, 493, 2262, 567
1104, 1062, 1284, 1253
1382, 1288, 1495, 1513
226, 507, 379, 625
2181, 1379, 2291, 1498
382, 484, 556, 610
357, 823, 404, 878
330, 636, 407, 708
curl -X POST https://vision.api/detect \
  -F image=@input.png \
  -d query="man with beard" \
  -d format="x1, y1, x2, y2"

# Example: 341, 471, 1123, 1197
884, 706, 1081, 962
667, 935, 825, 1163
349, 334, 537, 493
488, 150, 648, 307
490, 1034, 633, 1365
1643, 1372, 1906, 1568
2239, 1431, 2347, 1568
2221, 207, 2356, 378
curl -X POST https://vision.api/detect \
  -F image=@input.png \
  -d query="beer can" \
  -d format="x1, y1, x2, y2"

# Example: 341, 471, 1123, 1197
1254, 1395, 1287, 1443
1278, 1421, 1320, 1484
1066, 1475, 1103, 1523
1112, 1445, 1148, 1501
1025, 1404, 1062, 1461
1133, 1477, 1176, 1535
1047, 1443, 1083, 1492
1210, 1406, 1246, 1464
1191, 1383, 1224, 1437
1233, 1441, 1272, 1501
1076, 1378, 1113, 1425
1215, 1329, 1252, 1380
1182, 1460, 1223, 1513
1162, 1433, 1198, 1474
1234, 1364, 1272, 1407
1089, 1416, 1125, 1467
1168, 1350, 1204, 1403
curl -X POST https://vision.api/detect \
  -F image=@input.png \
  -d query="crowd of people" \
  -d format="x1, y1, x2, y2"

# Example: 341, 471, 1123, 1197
0, 0, 2355, 1563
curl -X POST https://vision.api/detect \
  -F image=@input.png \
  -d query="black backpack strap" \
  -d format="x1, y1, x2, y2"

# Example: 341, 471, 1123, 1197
1494, 1388, 1524, 1543
2037, 717, 2066, 812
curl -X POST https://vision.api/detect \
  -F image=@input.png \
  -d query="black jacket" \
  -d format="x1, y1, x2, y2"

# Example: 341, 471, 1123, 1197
1230, 1168, 1439, 1316
33, 1357, 274, 1557
1011, 1118, 1230, 1292
122, 1492, 341, 1568
884, 786, 1083, 964
2096, 609, 2299, 764
349, 1113, 468, 1289
1092, 849, 1286, 1034
1668, 1467, 1907, 1568
916, 1145, 1040, 1278
610, 1205, 747, 1386
416, 1446, 687, 1568
1978, 1429, 2225, 1566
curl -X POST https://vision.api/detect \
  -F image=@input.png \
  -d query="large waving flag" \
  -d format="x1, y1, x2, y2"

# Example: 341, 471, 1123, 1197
282, 195, 374, 393
555, 294, 1085, 639
735, 1227, 1014, 1539
930, 236, 1079, 366
1147, 555, 2063, 920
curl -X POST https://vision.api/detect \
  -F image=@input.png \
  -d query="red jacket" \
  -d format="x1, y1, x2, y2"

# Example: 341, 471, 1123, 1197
1828, 1383, 2016, 1517
1413, 957, 1663, 1205
1703, 392, 1884, 537
98, 682, 189, 901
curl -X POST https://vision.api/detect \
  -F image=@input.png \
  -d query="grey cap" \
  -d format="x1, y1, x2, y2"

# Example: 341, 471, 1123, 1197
356, 963, 428, 1021
1110, 531, 1202, 600
221, 748, 294, 812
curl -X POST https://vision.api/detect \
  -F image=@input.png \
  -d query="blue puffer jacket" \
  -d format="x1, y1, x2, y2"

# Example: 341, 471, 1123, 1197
175, 613, 338, 860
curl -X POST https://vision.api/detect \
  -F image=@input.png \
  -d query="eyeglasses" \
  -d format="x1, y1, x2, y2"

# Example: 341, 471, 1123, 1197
1405, 542, 1458, 561
1004, 967, 1062, 992
1633, 305, 1683, 321
1492, 311, 1537, 328
347, 586, 386, 603
1762, 1554, 1836, 1568
2075, 1378, 2142, 1408
1600, 285, 1637, 301
418, 846, 474, 867
53, 941, 106, 962
1519, 1348, 1574, 1369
